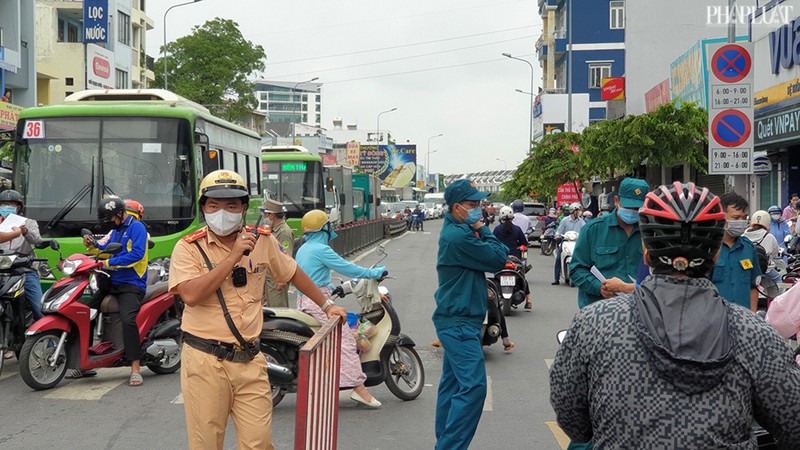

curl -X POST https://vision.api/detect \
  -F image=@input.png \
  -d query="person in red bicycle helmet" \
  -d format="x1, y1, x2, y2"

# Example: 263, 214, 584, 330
125, 200, 144, 220
551, 182, 800, 448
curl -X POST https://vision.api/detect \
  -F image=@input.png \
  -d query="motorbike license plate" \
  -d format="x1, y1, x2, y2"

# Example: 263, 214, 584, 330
500, 275, 515, 286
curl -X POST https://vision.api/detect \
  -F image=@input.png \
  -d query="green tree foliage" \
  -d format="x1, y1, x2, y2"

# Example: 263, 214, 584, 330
153, 18, 266, 122
503, 132, 589, 200
505, 100, 707, 199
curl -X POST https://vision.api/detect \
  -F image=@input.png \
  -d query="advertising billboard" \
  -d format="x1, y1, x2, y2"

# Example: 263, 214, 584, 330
601, 77, 625, 100
670, 41, 705, 107
86, 43, 114, 90
359, 144, 417, 187
644, 79, 671, 112
346, 141, 360, 166
83, 0, 109, 43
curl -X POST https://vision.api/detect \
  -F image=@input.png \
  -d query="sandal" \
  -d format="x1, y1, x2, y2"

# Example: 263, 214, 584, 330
129, 372, 143, 386
524, 302, 532, 310
503, 341, 516, 352
3, 350, 14, 360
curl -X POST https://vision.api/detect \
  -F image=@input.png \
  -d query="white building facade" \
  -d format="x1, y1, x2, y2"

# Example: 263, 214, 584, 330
254, 80, 322, 128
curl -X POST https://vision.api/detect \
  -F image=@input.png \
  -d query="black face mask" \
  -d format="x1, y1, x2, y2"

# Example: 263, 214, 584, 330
99, 214, 123, 233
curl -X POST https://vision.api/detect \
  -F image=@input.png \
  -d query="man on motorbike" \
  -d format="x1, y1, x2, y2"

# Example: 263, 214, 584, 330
544, 207, 558, 227
493, 206, 531, 311
403, 206, 413, 230
295, 209, 386, 408
744, 210, 781, 284
550, 182, 800, 448
510, 200, 530, 235
82, 197, 148, 386
0, 190, 44, 359
433, 179, 508, 450
413, 204, 425, 231
169, 171, 346, 449
552, 202, 584, 286
768, 205, 792, 251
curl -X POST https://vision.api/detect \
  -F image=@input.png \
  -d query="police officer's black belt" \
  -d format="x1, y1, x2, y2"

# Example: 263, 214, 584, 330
183, 332, 258, 363
191, 241, 260, 362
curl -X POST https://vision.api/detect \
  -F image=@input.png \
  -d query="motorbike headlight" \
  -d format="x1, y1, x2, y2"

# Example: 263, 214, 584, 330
0, 255, 16, 270
9, 278, 24, 297
60, 259, 82, 276
42, 285, 79, 312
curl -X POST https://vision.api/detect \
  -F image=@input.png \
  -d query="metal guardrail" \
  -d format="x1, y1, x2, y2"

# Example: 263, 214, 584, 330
384, 218, 407, 237
294, 316, 342, 450
329, 219, 390, 257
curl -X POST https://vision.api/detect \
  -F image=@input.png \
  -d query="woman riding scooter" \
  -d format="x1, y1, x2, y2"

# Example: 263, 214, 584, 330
492, 206, 531, 311
295, 210, 387, 408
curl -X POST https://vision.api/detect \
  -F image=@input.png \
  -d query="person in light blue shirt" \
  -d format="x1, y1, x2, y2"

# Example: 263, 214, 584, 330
295, 209, 386, 408
552, 202, 584, 285
768, 205, 792, 250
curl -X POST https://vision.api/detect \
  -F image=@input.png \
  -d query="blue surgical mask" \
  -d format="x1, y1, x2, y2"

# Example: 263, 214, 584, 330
460, 204, 483, 225
617, 207, 639, 225
0, 206, 17, 218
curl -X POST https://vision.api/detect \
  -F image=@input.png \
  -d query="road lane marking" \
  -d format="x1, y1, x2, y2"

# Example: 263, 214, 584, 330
0, 370, 17, 381
483, 375, 493, 411
545, 358, 554, 369
545, 421, 570, 450
43, 367, 129, 400
171, 393, 184, 404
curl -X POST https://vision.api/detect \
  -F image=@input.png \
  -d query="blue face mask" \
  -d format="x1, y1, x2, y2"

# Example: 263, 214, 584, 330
0, 206, 17, 218
460, 204, 483, 225
617, 207, 639, 225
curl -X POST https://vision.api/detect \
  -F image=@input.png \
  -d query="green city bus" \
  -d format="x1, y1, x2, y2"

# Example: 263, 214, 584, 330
261, 146, 325, 235
12, 89, 263, 286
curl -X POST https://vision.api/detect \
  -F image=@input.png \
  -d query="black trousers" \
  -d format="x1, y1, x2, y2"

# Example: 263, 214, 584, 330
85, 278, 145, 362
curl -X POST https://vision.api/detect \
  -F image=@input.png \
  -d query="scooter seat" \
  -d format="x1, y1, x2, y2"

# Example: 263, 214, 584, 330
99, 281, 169, 313
262, 317, 315, 338
262, 307, 321, 328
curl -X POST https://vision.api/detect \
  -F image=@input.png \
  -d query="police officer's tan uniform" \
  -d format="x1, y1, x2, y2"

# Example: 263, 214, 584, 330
170, 225, 296, 450
264, 216, 294, 307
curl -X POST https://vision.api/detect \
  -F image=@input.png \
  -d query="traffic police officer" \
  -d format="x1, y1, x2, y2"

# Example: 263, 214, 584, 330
169, 170, 346, 450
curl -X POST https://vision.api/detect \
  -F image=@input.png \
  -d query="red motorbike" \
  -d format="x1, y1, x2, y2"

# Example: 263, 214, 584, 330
19, 233, 182, 390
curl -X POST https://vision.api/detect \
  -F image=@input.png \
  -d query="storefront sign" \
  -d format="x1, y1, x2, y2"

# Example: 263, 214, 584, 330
754, 78, 800, 112
556, 183, 580, 207
86, 43, 114, 90
600, 77, 625, 100
644, 79, 671, 112
0, 102, 23, 131
358, 144, 417, 187
755, 105, 800, 146
83, 0, 109, 43
345, 141, 360, 167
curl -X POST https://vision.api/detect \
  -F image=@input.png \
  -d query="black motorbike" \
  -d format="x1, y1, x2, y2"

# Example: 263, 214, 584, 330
493, 252, 529, 316
539, 222, 557, 256
483, 281, 502, 347
0, 241, 56, 377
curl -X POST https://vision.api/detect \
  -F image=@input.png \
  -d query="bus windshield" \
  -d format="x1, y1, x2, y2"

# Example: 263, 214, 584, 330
14, 117, 195, 237
262, 160, 324, 217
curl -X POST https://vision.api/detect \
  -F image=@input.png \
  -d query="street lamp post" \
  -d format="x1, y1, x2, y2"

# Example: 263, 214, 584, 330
567, 0, 573, 132
426, 133, 443, 188
502, 53, 535, 153
291, 77, 319, 145
163, 0, 203, 91
496, 158, 507, 170
376, 107, 397, 147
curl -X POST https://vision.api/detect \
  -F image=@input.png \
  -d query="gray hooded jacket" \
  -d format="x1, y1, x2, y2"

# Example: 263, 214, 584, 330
550, 275, 800, 449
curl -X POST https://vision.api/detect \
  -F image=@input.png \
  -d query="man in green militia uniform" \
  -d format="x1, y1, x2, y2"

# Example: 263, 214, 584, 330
263, 199, 295, 307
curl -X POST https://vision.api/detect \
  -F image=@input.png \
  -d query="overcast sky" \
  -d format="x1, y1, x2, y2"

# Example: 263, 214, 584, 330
147, 0, 542, 175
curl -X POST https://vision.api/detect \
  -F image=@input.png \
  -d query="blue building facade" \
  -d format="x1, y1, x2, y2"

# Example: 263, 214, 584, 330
537, 0, 626, 122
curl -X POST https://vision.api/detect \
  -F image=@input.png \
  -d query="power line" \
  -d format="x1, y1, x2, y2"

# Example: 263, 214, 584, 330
268, 35, 537, 79
265, 25, 536, 66
323, 53, 536, 85
250, 0, 531, 38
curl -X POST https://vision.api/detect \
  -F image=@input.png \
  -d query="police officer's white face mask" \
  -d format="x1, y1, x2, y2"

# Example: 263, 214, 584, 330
205, 210, 243, 236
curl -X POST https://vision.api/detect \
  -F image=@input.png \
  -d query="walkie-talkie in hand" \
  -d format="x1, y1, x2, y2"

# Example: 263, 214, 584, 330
243, 216, 262, 256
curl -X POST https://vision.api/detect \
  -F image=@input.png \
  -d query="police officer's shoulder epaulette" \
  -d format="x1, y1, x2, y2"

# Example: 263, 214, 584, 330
182, 228, 207, 243
244, 225, 271, 236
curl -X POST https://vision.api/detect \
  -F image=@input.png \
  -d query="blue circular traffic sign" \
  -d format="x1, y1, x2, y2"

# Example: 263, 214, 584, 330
711, 44, 751, 83
711, 109, 751, 148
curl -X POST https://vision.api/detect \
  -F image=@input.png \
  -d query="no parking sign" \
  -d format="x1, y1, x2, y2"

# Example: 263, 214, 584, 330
707, 43, 754, 175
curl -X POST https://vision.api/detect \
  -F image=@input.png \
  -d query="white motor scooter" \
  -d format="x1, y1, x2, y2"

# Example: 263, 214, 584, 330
558, 230, 579, 286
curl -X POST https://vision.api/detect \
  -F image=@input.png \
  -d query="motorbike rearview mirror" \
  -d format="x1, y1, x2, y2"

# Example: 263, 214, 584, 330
50, 240, 60, 251
556, 329, 568, 345
80, 228, 93, 237
35, 240, 51, 249
103, 242, 124, 254
148, 240, 155, 250
786, 235, 794, 244
376, 244, 386, 256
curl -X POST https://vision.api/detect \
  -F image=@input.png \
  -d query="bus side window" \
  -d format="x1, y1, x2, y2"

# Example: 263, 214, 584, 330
247, 156, 259, 195
201, 148, 220, 174
222, 150, 235, 171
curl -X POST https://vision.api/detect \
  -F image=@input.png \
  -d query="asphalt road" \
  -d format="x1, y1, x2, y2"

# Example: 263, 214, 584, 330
0, 218, 583, 449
